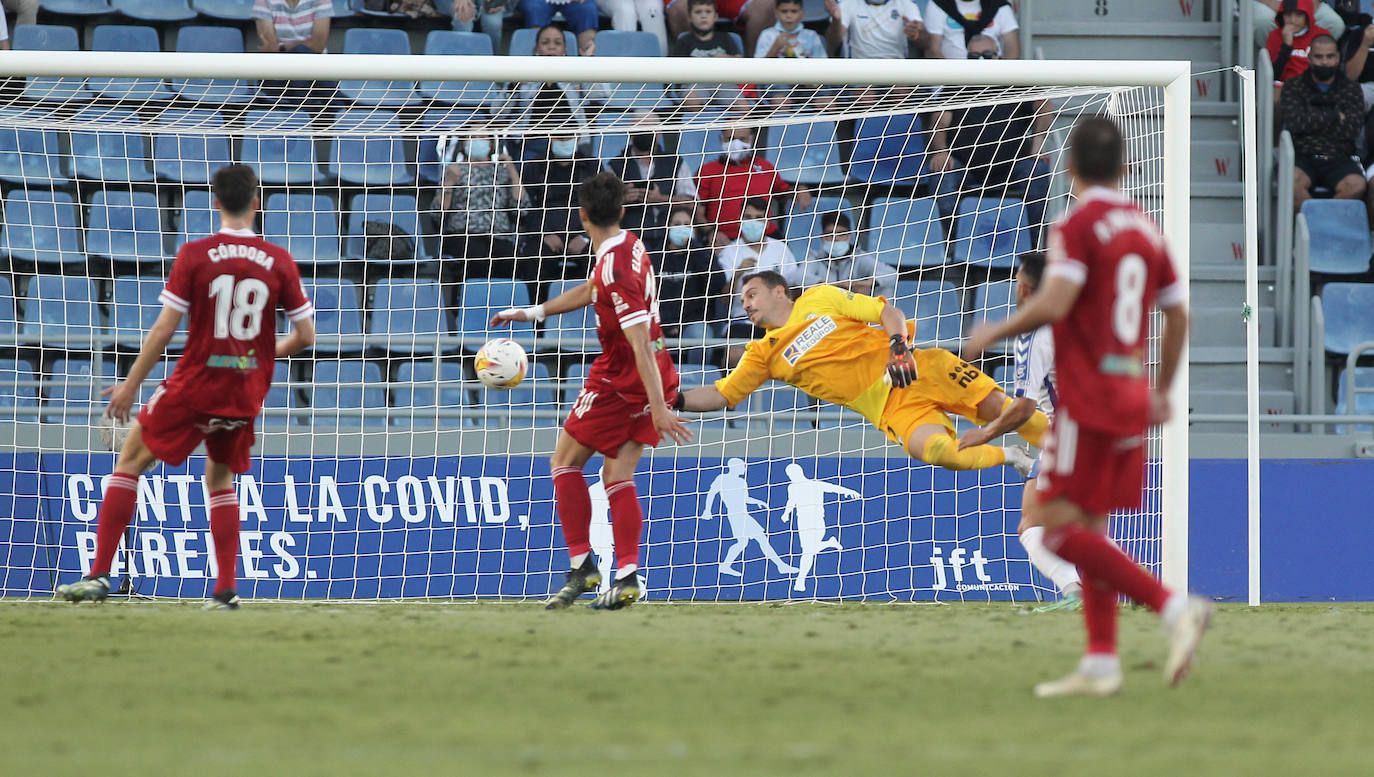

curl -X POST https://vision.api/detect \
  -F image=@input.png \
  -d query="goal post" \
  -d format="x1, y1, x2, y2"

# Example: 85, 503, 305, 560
0, 53, 1191, 600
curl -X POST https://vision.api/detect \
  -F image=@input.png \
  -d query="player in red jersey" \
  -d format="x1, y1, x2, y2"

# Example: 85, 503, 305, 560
965, 118, 1212, 697
57, 165, 316, 610
491, 171, 691, 610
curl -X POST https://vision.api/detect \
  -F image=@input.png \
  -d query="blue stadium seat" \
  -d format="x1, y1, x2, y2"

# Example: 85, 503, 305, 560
456, 280, 533, 346
40, 0, 113, 15
71, 106, 156, 183
587, 113, 635, 163
674, 322, 713, 367
262, 193, 342, 266
12, 25, 91, 103
762, 121, 846, 185
1, 190, 85, 266
113, 0, 197, 21
393, 360, 474, 428
87, 190, 167, 265
111, 275, 186, 349
784, 196, 853, 261
0, 358, 40, 422
561, 362, 589, 405
476, 361, 560, 428
23, 276, 100, 345
419, 31, 502, 106
332, 0, 353, 15
509, 28, 577, 56
89, 26, 172, 101
1301, 200, 1372, 275
328, 110, 414, 186
339, 28, 418, 107
849, 113, 925, 185
304, 281, 363, 354
972, 279, 1017, 352
1321, 282, 1374, 355
192, 0, 255, 20
891, 280, 962, 344
368, 279, 451, 354
539, 280, 598, 352
176, 189, 221, 248
153, 108, 234, 185
310, 360, 388, 427
45, 359, 118, 423
952, 197, 1029, 268
1336, 367, 1374, 433
868, 197, 945, 268
342, 193, 431, 263
0, 109, 72, 185
172, 26, 255, 104
674, 124, 722, 179
0, 276, 15, 340
416, 109, 479, 184
674, 365, 727, 427
241, 110, 323, 184
262, 362, 299, 427
593, 31, 664, 108
136, 359, 176, 405
730, 383, 814, 430
991, 363, 1011, 387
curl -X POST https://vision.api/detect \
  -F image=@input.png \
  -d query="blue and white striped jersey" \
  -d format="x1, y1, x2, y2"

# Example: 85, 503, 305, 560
1012, 324, 1057, 421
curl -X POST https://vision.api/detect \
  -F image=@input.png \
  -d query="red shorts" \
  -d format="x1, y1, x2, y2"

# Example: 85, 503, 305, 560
564, 386, 666, 459
137, 385, 257, 474
1037, 411, 1145, 515
668, 0, 749, 21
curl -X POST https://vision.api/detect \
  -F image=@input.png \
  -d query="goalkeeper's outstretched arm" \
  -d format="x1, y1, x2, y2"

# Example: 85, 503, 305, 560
489, 282, 593, 326
674, 385, 732, 413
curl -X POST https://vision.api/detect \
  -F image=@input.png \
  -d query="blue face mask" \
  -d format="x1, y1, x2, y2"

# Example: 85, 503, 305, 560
668, 225, 694, 247
823, 240, 852, 258
466, 139, 491, 160
774, 20, 801, 33
551, 139, 577, 159
739, 219, 766, 243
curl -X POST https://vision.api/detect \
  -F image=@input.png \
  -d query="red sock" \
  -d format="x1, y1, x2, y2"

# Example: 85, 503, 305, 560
1046, 524, 1171, 612
208, 489, 240, 595
552, 466, 592, 560
605, 480, 643, 572
90, 472, 139, 577
1080, 571, 1118, 655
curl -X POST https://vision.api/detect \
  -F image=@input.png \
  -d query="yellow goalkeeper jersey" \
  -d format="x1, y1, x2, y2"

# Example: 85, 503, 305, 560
715, 285, 907, 426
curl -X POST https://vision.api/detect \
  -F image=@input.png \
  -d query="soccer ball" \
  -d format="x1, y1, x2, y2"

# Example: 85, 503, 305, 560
475, 338, 528, 389
97, 412, 132, 453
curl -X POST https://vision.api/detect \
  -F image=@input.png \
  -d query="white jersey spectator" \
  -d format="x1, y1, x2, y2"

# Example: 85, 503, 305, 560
800, 247, 897, 299
924, 0, 1020, 60
0, 11, 8, 50
829, 0, 924, 59
1012, 324, 1056, 421
717, 236, 803, 321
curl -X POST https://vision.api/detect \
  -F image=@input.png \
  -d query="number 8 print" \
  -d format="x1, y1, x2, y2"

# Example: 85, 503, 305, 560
1112, 254, 1147, 346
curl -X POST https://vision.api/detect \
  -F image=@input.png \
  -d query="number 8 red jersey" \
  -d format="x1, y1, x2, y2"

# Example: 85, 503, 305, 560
1045, 186, 1184, 436
158, 227, 313, 418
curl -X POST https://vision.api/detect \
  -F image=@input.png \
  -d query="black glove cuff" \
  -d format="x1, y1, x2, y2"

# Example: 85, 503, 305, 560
672, 393, 686, 412
889, 334, 910, 356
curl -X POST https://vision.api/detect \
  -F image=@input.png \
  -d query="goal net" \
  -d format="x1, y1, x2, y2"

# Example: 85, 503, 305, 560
0, 52, 1189, 601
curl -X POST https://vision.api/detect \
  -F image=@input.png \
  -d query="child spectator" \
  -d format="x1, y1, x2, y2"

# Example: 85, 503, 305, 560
670, 0, 747, 109
923, 0, 1020, 60
825, 0, 925, 59
756, 0, 827, 59
1254, 0, 1345, 49
800, 212, 897, 298
438, 131, 529, 281
451, 0, 508, 55
668, 0, 779, 55
656, 206, 723, 338
254, 0, 333, 53
1268, 0, 1331, 85
690, 125, 813, 246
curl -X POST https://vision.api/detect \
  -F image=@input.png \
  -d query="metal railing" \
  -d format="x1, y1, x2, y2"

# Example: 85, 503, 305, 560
1275, 131, 1295, 346
1293, 213, 1312, 415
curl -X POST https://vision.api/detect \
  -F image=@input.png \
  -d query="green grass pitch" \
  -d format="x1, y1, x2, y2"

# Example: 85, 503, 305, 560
3, 601, 1370, 776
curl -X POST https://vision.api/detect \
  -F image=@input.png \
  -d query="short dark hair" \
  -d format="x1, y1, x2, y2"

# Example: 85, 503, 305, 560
212, 164, 258, 216
820, 211, 851, 232
579, 171, 625, 227
1018, 251, 1046, 290
536, 24, 564, 43
740, 270, 789, 294
1069, 116, 1124, 184
687, 0, 715, 10
742, 197, 770, 216
1311, 33, 1339, 50
775, 0, 802, 7
668, 204, 695, 223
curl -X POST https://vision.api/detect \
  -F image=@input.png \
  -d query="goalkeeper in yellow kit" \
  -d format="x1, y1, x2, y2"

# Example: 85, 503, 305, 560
675, 271, 1045, 474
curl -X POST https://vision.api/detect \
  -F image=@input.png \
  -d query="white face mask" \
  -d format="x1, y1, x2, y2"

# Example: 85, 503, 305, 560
725, 138, 752, 163
823, 240, 852, 258
739, 218, 767, 243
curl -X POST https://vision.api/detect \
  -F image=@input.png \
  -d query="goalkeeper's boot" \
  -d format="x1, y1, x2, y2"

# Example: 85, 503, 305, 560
1034, 667, 1123, 699
1032, 590, 1083, 614
587, 571, 640, 611
1163, 595, 1213, 687
202, 589, 241, 611
544, 556, 601, 610
56, 574, 110, 603
1005, 446, 1036, 478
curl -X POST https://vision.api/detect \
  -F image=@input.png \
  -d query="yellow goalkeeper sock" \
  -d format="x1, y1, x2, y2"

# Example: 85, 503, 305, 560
920, 434, 1007, 471
1011, 401, 1049, 448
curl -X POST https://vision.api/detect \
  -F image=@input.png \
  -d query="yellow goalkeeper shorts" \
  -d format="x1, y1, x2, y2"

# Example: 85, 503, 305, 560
878, 348, 999, 454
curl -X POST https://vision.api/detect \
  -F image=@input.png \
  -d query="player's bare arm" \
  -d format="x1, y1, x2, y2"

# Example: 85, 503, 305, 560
489, 282, 593, 326
275, 315, 316, 359
103, 305, 184, 422
963, 275, 1083, 360
1151, 302, 1189, 425
676, 384, 731, 412
959, 395, 1037, 450
623, 320, 693, 445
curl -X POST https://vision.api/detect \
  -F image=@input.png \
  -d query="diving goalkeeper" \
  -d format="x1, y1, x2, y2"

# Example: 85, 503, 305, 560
675, 271, 1043, 474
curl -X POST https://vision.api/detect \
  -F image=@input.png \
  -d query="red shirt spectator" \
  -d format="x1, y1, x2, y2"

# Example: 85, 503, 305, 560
1266, 0, 1331, 82
693, 127, 793, 241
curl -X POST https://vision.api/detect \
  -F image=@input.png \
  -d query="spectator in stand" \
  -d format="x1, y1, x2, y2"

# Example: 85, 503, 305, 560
756, 0, 827, 58
0, 11, 7, 50
1268, 0, 1332, 92
1340, 4, 1374, 108
715, 197, 803, 365
670, 0, 747, 110
690, 125, 813, 247
3, 0, 35, 30
825, 0, 925, 59
604, 123, 696, 251
1254, 0, 1344, 49
667, 0, 778, 57
254, 0, 332, 53
923, 0, 1020, 60
510, 25, 598, 141
656, 206, 724, 338
926, 35, 1052, 231
522, 130, 603, 281
452, 0, 508, 55
800, 212, 897, 298
599, 0, 669, 55
522, 0, 600, 55
438, 131, 529, 281
1280, 35, 1366, 209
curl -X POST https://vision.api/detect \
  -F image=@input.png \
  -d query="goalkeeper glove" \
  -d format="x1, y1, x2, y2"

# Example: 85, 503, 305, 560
886, 335, 917, 388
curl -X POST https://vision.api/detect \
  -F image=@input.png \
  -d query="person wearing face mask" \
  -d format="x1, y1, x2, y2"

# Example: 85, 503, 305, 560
691, 125, 813, 248
655, 206, 724, 338
604, 123, 697, 252
1268, 0, 1333, 85
1279, 34, 1367, 210
714, 198, 803, 366
522, 131, 603, 282
800, 212, 897, 299
439, 132, 530, 281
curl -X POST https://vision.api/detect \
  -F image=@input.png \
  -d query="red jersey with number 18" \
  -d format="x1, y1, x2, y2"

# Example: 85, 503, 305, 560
158, 227, 313, 418
1045, 186, 1184, 436
586, 229, 678, 401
